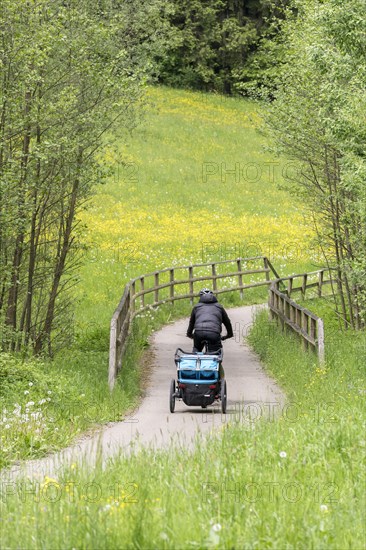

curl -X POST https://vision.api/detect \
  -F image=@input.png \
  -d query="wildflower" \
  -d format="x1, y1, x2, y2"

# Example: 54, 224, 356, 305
208, 522, 222, 546
26, 401, 35, 407
43, 476, 59, 486
47, 391, 52, 395
5, 424, 10, 429
320, 504, 328, 513
24, 390, 29, 395
279, 451, 287, 458
29, 382, 33, 387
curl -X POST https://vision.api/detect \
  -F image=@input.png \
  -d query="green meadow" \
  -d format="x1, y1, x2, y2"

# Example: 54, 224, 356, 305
1, 87, 365, 549
2, 307, 365, 549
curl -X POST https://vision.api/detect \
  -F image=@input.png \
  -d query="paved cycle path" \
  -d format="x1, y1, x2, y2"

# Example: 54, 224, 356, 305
1, 305, 285, 481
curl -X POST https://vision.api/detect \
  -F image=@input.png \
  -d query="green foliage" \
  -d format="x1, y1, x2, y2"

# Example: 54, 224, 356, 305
2, 309, 365, 548
157, 0, 290, 94
0, 0, 164, 353
233, 2, 290, 99
266, 0, 366, 327
0, 337, 144, 469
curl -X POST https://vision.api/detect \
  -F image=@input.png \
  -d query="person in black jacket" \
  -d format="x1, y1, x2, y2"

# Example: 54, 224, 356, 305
186, 288, 233, 352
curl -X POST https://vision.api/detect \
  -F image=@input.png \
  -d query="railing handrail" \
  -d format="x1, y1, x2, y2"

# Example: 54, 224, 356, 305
270, 284, 321, 320
108, 256, 281, 388
268, 276, 330, 363
128, 255, 268, 284
108, 256, 333, 388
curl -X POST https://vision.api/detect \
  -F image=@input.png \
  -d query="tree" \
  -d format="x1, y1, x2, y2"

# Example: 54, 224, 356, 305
0, 0, 163, 353
156, 0, 289, 94
266, 0, 366, 328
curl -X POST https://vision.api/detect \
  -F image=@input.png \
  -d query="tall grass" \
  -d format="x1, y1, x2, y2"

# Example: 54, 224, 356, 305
2, 307, 365, 549
2, 85, 316, 468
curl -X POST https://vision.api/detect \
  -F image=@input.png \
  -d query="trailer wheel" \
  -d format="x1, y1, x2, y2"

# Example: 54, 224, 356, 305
220, 379, 227, 414
169, 379, 176, 413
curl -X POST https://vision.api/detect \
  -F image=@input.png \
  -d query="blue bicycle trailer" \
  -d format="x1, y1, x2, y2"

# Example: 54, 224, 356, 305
170, 348, 227, 413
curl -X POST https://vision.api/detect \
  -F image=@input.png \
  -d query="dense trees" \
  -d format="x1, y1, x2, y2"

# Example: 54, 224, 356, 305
1, 0, 364, 356
267, 0, 366, 328
0, 0, 162, 353
156, 0, 289, 94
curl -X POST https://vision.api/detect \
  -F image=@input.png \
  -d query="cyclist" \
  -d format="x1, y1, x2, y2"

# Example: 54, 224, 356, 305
186, 288, 233, 353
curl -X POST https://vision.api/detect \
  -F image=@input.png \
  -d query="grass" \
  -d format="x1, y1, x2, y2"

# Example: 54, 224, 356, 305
3, 85, 363, 548
76, 85, 319, 329
0, 321, 147, 470
1, 85, 317, 469
2, 306, 365, 549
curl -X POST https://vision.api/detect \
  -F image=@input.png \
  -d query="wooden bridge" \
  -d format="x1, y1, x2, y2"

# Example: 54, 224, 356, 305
109, 256, 333, 389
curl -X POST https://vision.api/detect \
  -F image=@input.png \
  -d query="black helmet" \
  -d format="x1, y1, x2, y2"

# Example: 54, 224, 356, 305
199, 288, 213, 296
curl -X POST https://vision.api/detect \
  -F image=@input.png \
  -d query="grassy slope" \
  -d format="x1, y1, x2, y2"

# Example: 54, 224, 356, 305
2, 309, 365, 549
2, 85, 316, 469
2, 86, 365, 548
76, 85, 317, 329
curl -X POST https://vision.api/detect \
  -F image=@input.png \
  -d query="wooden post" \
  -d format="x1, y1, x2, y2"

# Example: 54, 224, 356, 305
310, 317, 316, 350
280, 295, 285, 330
302, 274, 308, 299
290, 302, 295, 324
296, 307, 301, 330
170, 269, 174, 303
318, 270, 324, 297
237, 259, 243, 299
212, 263, 217, 293
317, 318, 325, 364
283, 298, 288, 334
303, 312, 309, 350
268, 285, 274, 320
288, 277, 293, 297
130, 282, 135, 315
108, 317, 117, 391
154, 272, 159, 304
285, 299, 290, 321
140, 277, 145, 308
189, 266, 194, 304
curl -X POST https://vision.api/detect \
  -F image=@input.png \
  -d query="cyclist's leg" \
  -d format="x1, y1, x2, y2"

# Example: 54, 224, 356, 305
193, 332, 205, 352
206, 333, 222, 354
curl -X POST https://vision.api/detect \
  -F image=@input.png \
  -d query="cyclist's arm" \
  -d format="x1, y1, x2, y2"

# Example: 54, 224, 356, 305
221, 308, 233, 339
186, 308, 196, 338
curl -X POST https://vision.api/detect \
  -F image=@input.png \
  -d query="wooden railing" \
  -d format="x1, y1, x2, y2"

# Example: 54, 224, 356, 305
109, 258, 334, 389
273, 269, 334, 299
267, 269, 334, 363
109, 256, 280, 389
